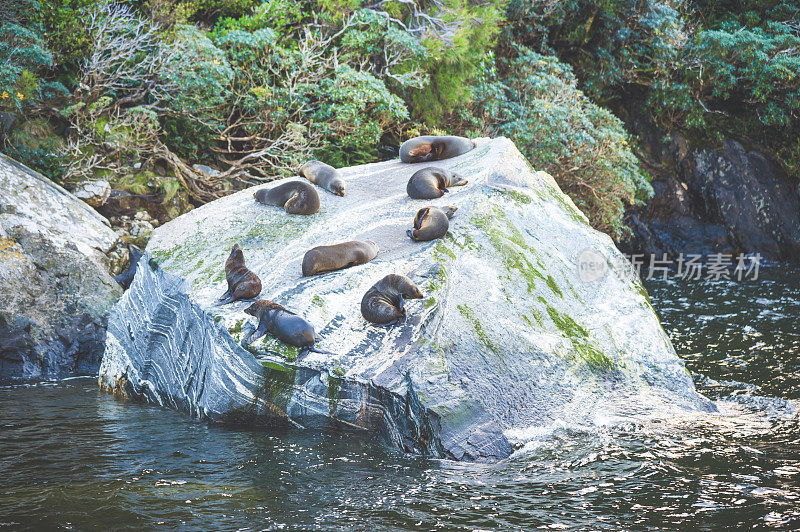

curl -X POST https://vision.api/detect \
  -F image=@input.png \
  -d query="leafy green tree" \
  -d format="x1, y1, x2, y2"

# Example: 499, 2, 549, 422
0, 0, 69, 179
503, 0, 684, 102
503, 0, 800, 173
650, 0, 800, 171
470, 47, 652, 238
34, 0, 103, 73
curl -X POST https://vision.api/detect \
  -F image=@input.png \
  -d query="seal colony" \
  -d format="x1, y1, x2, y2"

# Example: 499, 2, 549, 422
228, 136, 473, 352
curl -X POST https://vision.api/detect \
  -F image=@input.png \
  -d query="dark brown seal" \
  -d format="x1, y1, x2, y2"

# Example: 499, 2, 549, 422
360, 274, 424, 325
114, 243, 143, 290
302, 240, 379, 277
219, 244, 262, 305
406, 167, 468, 199
254, 180, 320, 215
399, 136, 475, 163
407, 206, 457, 241
244, 300, 316, 352
299, 160, 345, 196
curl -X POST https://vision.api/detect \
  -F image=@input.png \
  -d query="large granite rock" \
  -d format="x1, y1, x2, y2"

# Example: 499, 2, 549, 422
99, 137, 714, 461
0, 153, 124, 382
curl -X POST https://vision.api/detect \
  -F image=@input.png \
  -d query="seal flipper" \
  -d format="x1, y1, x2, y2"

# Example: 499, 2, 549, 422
216, 292, 236, 306
283, 192, 301, 214
373, 317, 404, 327
245, 321, 268, 344
406, 229, 416, 241
299, 345, 336, 359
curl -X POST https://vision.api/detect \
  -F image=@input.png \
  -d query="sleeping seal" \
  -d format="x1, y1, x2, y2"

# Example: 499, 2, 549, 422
302, 240, 379, 277
299, 160, 345, 196
407, 206, 457, 241
406, 167, 468, 199
254, 180, 320, 215
399, 135, 475, 163
360, 274, 424, 325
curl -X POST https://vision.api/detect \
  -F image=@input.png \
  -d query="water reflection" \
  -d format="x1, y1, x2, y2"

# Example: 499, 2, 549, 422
1, 267, 799, 530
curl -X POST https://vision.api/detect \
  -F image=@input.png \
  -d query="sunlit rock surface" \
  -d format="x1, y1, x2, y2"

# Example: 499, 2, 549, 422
99, 137, 714, 461
0, 153, 123, 382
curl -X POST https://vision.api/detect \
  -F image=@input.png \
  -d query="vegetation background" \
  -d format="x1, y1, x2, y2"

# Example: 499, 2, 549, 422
1, 0, 798, 239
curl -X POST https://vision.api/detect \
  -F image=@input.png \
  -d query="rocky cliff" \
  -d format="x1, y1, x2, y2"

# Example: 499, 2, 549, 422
99, 137, 714, 461
622, 118, 800, 262
0, 153, 124, 382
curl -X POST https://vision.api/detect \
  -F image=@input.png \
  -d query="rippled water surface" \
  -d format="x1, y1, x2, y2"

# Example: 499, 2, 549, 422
2, 268, 799, 530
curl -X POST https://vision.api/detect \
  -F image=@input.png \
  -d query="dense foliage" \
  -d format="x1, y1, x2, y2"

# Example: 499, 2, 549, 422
505, 0, 800, 172
469, 47, 652, 237
0, 0, 796, 238
654, 0, 800, 169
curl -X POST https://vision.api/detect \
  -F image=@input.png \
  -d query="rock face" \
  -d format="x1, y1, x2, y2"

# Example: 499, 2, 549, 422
0, 153, 123, 382
623, 125, 800, 262
72, 179, 111, 208
99, 137, 714, 461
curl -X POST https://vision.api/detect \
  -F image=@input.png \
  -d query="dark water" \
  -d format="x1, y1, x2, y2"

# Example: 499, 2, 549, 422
2, 269, 800, 530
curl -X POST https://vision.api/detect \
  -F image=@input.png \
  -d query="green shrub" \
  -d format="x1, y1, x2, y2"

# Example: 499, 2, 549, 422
0, 0, 68, 112
408, 0, 505, 123
313, 65, 408, 166
149, 0, 261, 26
4, 118, 64, 181
0, 1, 69, 180
160, 25, 233, 158
504, 0, 800, 173
209, 10, 409, 169
649, 3, 800, 171
504, 0, 684, 103
470, 48, 652, 238
212, 0, 306, 43
35, 0, 103, 72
